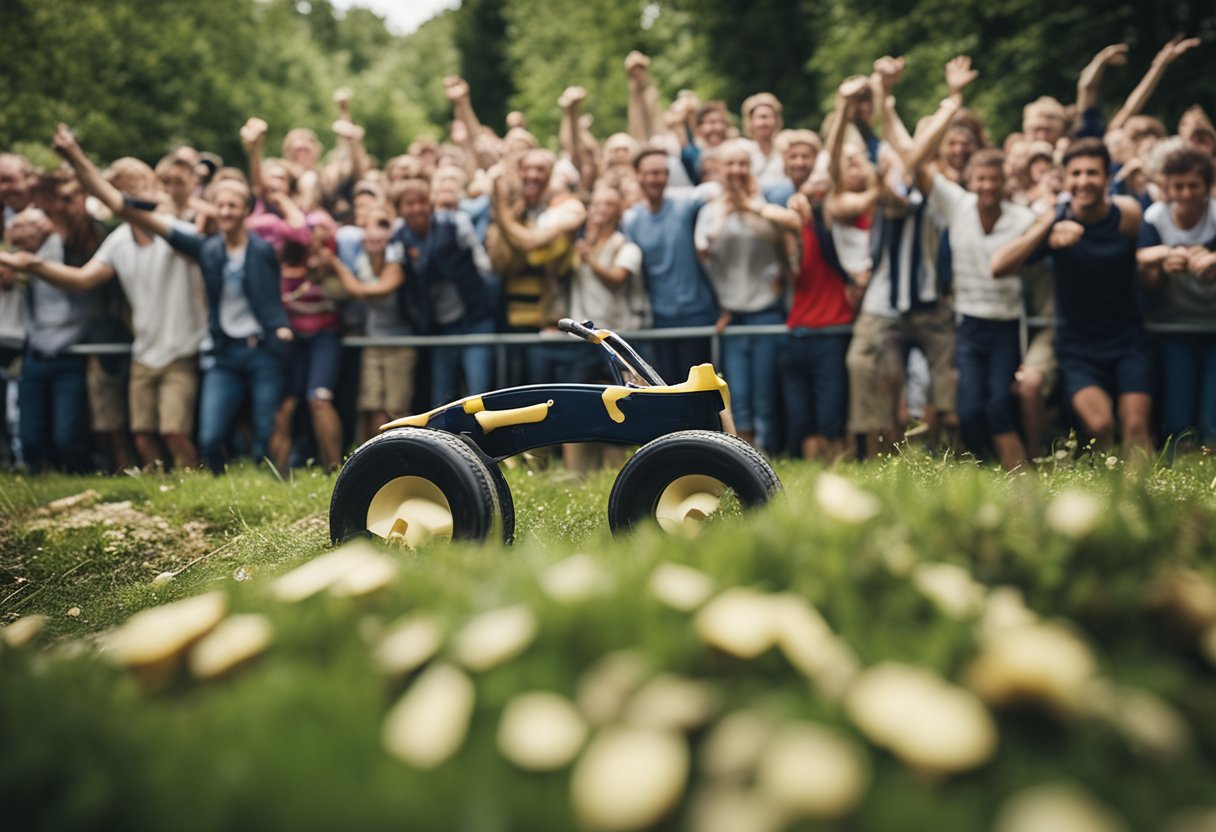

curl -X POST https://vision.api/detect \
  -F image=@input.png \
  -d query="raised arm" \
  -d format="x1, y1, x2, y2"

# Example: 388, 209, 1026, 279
444, 76, 495, 170
240, 117, 268, 200
625, 51, 660, 143
826, 77, 866, 189
491, 177, 586, 253
558, 86, 595, 190
1075, 43, 1128, 115
52, 123, 175, 240
1109, 36, 1201, 132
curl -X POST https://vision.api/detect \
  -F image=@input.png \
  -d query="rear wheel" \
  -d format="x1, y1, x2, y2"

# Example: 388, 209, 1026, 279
330, 429, 504, 546
607, 431, 781, 536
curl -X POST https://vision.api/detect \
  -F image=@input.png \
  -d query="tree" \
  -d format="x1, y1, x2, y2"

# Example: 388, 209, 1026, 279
454, 0, 517, 133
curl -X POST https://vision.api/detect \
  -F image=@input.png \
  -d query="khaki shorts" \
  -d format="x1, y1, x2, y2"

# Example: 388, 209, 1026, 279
87, 356, 128, 432
891, 305, 957, 415
1021, 327, 1058, 398
129, 357, 199, 435
846, 313, 898, 433
359, 346, 418, 415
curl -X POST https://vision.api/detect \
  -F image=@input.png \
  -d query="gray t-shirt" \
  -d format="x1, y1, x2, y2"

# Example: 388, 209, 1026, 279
28, 234, 95, 355
354, 252, 411, 337
694, 200, 784, 313
218, 245, 261, 339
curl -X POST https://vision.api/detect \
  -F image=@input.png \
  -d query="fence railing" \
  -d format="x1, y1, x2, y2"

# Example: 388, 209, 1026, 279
60, 318, 1216, 389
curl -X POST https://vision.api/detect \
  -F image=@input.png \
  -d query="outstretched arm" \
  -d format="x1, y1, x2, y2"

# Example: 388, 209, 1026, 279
240, 117, 268, 200
625, 51, 660, 143
1076, 43, 1128, 115
1109, 36, 1201, 131
991, 210, 1059, 277
0, 249, 115, 291
445, 76, 495, 171
52, 123, 175, 240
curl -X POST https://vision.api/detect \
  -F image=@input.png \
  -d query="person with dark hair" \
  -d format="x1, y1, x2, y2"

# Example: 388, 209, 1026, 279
1137, 146, 1216, 450
993, 137, 1151, 454
622, 148, 720, 384
52, 125, 293, 473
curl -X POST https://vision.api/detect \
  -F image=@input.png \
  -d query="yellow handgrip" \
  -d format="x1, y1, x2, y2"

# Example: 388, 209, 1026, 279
474, 400, 554, 434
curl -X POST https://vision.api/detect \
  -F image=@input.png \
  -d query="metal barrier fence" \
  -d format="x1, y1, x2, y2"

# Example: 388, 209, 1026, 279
63, 319, 1216, 390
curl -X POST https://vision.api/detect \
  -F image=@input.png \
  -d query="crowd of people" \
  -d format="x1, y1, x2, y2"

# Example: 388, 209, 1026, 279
1, 38, 1213, 476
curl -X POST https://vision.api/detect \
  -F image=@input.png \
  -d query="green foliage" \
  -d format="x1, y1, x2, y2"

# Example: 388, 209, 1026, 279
455, 0, 518, 134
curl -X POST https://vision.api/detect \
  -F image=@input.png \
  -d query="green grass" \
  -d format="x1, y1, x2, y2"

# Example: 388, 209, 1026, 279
2, 450, 1215, 831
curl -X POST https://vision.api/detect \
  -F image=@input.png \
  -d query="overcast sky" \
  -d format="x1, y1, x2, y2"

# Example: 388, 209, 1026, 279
328, 0, 461, 35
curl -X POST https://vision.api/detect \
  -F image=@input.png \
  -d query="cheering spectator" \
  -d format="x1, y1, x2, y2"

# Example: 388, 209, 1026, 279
739, 92, 786, 188
1137, 146, 1216, 451
3, 155, 206, 470
993, 138, 1151, 454
694, 139, 801, 452
0, 153, 37, 224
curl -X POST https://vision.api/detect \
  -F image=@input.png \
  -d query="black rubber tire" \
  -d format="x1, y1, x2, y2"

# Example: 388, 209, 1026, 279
606, 430, 782, 534
484, 459, 516, 545
329, 428, 502, 545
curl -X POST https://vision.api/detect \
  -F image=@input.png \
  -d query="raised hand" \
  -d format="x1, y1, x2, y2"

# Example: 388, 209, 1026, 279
1155, 35, 1201, 67
443, 75, 470, 102
51, 123, 81, 159
838, 75, 870, 101
240, 117, 268, 148
332, 120, 365, 142
873, 55, 905, 92
945, 55, 978, 96
1049, 220, 1084, 250
558, 86, 587, 111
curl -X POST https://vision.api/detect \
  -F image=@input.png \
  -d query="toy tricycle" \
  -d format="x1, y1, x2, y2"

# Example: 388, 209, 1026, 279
329, 319, 781, 546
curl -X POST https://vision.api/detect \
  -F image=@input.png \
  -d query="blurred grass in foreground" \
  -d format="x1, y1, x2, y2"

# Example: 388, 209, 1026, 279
1, 449, 1215, 831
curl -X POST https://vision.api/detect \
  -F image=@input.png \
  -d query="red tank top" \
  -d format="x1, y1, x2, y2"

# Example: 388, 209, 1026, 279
786, 215, 865, 329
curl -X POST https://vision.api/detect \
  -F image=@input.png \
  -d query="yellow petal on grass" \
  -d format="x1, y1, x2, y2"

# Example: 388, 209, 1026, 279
188, 614, 272, 679
330, 551, 399, 598
571, 727, 689, 831
100, 592, 227, 668
756, 722, 870, 819
700, 709, 776, 781
382, 662, 475, 768
912, 562, 987, 618
648, 562, 716, 612
814, 473, 881, 524
993, 782, 1128, 832
623, 673, 719, 731
688, 788, 784, 832
772, 596, 859, 700
451, 604, 537, 672
1045, 490, 1103, 539
979, 586, 1040, 640
693, 588, 779, 659
373, 614, 444, 675
578, 650, 649, 725
497, 691, 588, 771
1079, 680, 1192, 760
2, 614, 47, 648
269, 541, 394, 603
846, 662, 997, 775
1144, 569, 1216, 633
539, 553, 611, 603
965, 621, 1097, 711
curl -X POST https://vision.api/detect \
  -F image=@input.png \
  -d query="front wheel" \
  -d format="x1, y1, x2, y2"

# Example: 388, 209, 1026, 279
329, 428, 505, 546
606, 430, 781, 536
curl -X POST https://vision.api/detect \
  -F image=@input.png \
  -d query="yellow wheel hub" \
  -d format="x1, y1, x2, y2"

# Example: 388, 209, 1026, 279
655, 475, 725, 538
366, 476, 454, 548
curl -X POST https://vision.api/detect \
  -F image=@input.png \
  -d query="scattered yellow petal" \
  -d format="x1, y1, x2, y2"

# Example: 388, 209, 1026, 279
1045, 490, 1103, 539
2, 614, 47, 648
623, 673, 718, 731
539, 553, 611, 603
756, 722, 869, 819
693, 588, 779, 659
648, 562, 716, 612
700, 709, 775, 781
1144, 570, 1216, 633
772, 596, 859, 699
374, 614, 444, 675
451, 604, 537, 672
270, 541, 393, 603
965, 621, 1097, 711
912, 562, 987, 618
382, 663, 475, 768
571, 727, 689, 831
815, 474, 881, 524
188, 614, 272, 679
687, 788, 783, 832
101, 592, 227, 668
497, 691, 588, 770
847, 662, 997, 774
994, 783, 1127, 832
578, 650, 649, 725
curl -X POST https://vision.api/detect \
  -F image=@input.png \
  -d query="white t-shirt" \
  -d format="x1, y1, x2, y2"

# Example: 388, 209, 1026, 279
694, 200, 785, 313
94, 225, 207, 367
928, 173, 1036, 320
569, 231, 647, 331
1141, 197, 1216, 323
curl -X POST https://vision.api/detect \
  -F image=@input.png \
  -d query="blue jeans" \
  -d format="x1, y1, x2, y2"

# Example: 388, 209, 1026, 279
781, 331, 850, 445
956, 316, 1022, 458
198, 340, 286, 473
18, 351, 89, 473
1158, 335, 1216, 445
721, 305, 785, 452
432, 318, 496, 405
